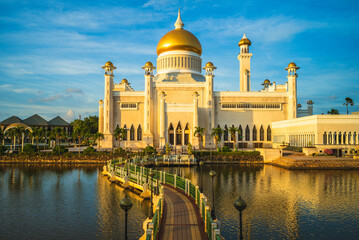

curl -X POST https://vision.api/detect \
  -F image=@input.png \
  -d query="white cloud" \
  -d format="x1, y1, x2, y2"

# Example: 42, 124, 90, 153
65, 109, 74, 122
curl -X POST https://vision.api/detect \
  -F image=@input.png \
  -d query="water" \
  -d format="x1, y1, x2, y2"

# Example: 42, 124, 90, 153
1, 164, 359, 240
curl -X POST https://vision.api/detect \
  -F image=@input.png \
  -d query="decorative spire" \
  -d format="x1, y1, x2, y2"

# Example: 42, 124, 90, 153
174, 8, 184, 29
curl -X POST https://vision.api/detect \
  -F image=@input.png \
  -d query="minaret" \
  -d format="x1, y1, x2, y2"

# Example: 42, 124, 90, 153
192, 91, 200, 149
142, 61, 156, 145
175, 8, 184, 29
102, 61, 116, 148
238, 33, 252, 92
203, 62, 216, 130
98, 99, 104, 133
307, 100, 314, 115
285, 62, 300, 119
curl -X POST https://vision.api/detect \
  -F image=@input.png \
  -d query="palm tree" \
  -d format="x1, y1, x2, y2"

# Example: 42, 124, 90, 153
53, 127, 63, 149
73, 127, 83, 155
94, 132, 104, 152
114, 125, 127, 148
327, 109, 339, 115
343, 97, 354, 115
211, 127, 223, 150
228, 125, 239, 150
14, 126, 25, 152
194, 126, 205, 149
31, 127, 44, 153
6, 128, 16, 151
0, 128, 4, 146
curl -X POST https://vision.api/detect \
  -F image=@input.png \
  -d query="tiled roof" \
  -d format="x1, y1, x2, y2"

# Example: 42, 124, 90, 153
48, 116, 70, 126
22, 114, 49, 126
0, 116, 22, 125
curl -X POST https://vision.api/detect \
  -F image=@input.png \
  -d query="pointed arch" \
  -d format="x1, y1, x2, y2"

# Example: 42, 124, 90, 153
343, 132, 347, 144
245, 125, 250, 141
238, 125, 243, 141
168, 123, 174, 145
253, 125, 257, 141
184, 123, 190, 145
224, 125, 228, 141
323, 132, 327, 145
328, 132, 332, 144
260, 125, 264, 141
348, 132, 352, 144
338, 132, 342, 144
130, 125, 135, 141
123, 124, 127, 140
137, 125, 142, 141
176, 122, 182, 145
267, 125, 271, 141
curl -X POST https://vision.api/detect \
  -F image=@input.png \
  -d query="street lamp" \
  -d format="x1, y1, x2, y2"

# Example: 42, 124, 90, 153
234, 195, 247, 240
209, 170, 216, 219
120, 195, 133, 240
199, 161, 204, 192
149, 171, 156, 218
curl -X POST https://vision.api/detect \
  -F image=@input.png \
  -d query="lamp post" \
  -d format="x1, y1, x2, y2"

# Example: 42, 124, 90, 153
209, 170, 216, 219
234, 195, 247, 240
199, 161, 204, 192
120, 195, 133, 240
149, 171, 155, 218
155, 160, 159, 195
145, 155, 149, 183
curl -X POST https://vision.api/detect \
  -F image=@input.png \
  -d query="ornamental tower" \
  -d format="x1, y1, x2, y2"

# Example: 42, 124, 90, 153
285, 62, 300, 119
238, 34, 252, 92
101, 61, 116, 148
142, 61, 156, 145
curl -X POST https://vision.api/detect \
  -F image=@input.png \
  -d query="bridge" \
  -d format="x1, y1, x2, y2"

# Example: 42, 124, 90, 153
102, 160, 222, 240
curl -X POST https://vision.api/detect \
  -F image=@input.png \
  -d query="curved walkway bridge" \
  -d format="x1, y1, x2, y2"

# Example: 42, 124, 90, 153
102, 161, 222, 240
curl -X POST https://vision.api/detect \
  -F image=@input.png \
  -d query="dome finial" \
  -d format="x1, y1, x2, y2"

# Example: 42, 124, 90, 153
174, 8, 184, 29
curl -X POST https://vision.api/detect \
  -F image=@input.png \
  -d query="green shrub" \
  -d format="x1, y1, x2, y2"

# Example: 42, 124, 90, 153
144, 145, 157, 155
219, 146, 231, 152
53, 145, 68, 155
114, 147, 126, 156
0, 145, 7, 155
23, 144, 37, 154
83, 146, 96, 155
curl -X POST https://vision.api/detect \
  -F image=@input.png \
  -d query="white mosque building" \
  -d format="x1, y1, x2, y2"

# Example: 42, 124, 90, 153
98, 10, 359, 154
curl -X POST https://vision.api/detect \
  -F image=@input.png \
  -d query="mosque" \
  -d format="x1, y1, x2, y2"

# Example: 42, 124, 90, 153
98, 10, 359, 154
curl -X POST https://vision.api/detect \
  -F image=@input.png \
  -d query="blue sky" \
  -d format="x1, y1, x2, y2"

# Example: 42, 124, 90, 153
0, 0, 358, 122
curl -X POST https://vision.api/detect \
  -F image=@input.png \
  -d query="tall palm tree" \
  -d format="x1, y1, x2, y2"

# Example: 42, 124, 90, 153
73, 127, 83, 154
0, 128, 4, 146
94, 132, 104, 152
343, 97, 354, 115
52, 127, 63, 149
114, 125, 127, 148
14, 127, 25, 152
30, 127, 43, 153
6, 128, 16, 151
194, 126, 205, 149
211, 127, 223, 150
228, 125, 239, 150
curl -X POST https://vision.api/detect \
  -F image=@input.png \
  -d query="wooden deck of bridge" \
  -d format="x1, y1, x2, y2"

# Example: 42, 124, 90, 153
158, 185, 208, 240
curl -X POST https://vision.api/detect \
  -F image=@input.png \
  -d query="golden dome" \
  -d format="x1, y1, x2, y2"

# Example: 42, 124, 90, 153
264, 79, 270, 84
105, 61, 113, 67
307, 100, 313, 105
157, 29, 202, 56
145, 61, 153, 67
206, 62, 214, 67
288, 62, 297, 68
238, 33, 251, 46
121, 78, 128, 84
156, 10, 202, 56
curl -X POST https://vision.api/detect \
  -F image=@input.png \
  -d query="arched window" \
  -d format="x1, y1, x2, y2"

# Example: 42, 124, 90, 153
168, 123, 174, 145
231, 125, 235, 141
328, 132, 332, 144
137, 125, 142, 141
123, 124, 127, 140
130, 125, 135, 141
184, 123, 190, 145
333, 132, 337, 144
354, 132, 357, 144
323, 132, 327, 145
348, 132, 352, 144
245, 125, 250, 141
253, 125, 257, 141
238, 125, 243, 141
267, 125, 271, 141
224, 125, 228, 141
260, 125, 264, 141
176, 122, 182, 145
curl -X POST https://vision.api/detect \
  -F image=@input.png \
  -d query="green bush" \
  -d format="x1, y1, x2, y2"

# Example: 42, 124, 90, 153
23, 144, 37, 154
219, 146, 231, 152
114, 147, 126, 157
0, 145, 8, 156
144, 145, 157, 155
83, 146, 96, 155
283, 146, 303, 152
52, 145, 68, 155
194, 150, 262, 162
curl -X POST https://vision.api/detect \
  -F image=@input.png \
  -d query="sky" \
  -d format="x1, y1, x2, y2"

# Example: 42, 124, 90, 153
0, 0, 359, 123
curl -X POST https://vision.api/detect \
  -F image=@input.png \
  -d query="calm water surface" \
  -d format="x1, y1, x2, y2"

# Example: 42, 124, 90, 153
1, 164, 359, 240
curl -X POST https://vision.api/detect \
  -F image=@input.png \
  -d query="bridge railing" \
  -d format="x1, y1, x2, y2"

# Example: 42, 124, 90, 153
105, 160, 222, 240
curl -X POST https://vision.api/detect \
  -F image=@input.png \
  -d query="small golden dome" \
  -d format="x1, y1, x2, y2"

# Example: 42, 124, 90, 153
297, 103, 302, 108
288, 62, 297, 68
206, 62, 214, 67
105, 61, 113, 67
264, 79, 270, 84
307, 100, 313, 105
121, 78, 128, 84
145, 61, 153, 67
238, 33, 251, 46
99, 99, 103, 104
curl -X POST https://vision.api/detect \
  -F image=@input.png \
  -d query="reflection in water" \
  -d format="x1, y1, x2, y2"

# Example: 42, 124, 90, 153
0, 164, 358, 239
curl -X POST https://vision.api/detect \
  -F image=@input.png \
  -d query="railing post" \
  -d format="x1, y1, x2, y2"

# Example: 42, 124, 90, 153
188, 180, 191, 196
147, 222, 153, 240
212, 222, 217, 240
163, 171, 166, 184
205, 206, 210, 233
174, 174, 177, 188
196, 186, 199, 205
214, 229, 220, 239
159, 171, 162, 183
185, 179, 188, 194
